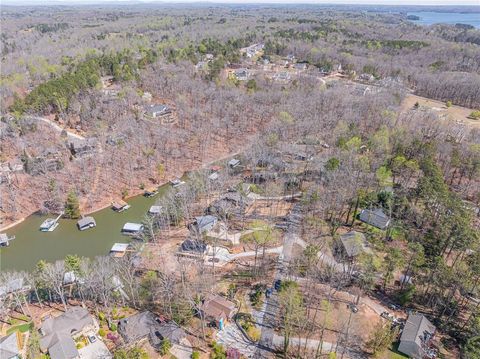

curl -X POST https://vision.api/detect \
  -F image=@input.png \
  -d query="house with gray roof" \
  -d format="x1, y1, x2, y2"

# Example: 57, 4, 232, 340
118, 311, 186, 347
398, 314, 436, 359
338, 231, 372, 259
0, 332, 21, 359
40, 307, 96, 359
359, 208, 391, 230
189, 215, 218, 234
144, 104, 171, 119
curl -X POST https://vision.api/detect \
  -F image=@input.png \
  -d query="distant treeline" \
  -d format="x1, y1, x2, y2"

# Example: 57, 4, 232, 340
11, 48, 158, 114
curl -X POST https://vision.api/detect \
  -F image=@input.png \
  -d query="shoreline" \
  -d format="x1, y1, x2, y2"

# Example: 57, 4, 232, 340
0, 151, 238, 233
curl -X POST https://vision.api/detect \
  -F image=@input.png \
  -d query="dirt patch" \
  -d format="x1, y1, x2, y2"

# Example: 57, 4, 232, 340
401, 94, 479, 128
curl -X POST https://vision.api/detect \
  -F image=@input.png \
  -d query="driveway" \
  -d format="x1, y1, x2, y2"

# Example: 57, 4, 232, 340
215, 323, 269, 358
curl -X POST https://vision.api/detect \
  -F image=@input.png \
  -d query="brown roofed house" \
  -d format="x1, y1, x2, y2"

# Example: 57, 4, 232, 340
200, 295, 236, 326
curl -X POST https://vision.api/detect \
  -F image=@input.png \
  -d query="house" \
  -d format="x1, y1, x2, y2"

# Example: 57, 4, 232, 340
148, 205, 162, 215
294, 62, 308, 71
181, 239, 207, 254
274, 71, 291, 82
338, 231, 371, 259
207, 191, 253, 218
118, 311, 186, 347
189, 215, 218, 234
77, 217, 96, 231
144, 104, 171, 119
0, 332, 21, 359
40, 307, 96, 359
121, 223, 143, 235
228, 158, 241, 168
359, 208, 391, 230
112, 200, 130, 212
110, 243, 131, 258
200, 295, 236, 329
398, 314, 436, 359
66, 138, 97, 159
233, 69, 248, 81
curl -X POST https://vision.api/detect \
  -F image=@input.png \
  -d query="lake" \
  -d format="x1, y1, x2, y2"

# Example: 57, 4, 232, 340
407, 11, 480, 29
0, 183, 172, 272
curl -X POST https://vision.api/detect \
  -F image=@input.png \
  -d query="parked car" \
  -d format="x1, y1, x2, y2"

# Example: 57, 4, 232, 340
88, 335, 97, 343
265, 288, 273, 298
274, 279, 282, 291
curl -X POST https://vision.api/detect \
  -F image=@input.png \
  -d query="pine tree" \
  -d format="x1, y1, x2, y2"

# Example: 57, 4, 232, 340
64, 190, 81, 219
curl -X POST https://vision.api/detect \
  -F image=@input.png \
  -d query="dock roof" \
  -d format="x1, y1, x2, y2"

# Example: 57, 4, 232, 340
122, 222, 143, 232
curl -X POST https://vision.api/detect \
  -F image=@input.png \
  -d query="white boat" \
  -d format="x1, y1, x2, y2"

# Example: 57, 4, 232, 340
39, 213, 62, 232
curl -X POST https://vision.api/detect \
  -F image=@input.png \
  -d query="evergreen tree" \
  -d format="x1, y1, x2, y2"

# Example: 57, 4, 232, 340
64, 190, 81, 219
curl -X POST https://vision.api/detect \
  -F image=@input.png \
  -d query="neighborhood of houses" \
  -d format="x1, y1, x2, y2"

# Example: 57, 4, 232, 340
1, 42, 465, 359
1, 145, 445, 359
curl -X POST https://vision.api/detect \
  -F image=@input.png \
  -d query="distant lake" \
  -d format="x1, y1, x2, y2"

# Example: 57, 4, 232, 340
407, 11, 480, 29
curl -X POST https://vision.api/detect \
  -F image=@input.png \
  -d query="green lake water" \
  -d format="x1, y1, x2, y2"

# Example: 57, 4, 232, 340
0, 183, 172, 272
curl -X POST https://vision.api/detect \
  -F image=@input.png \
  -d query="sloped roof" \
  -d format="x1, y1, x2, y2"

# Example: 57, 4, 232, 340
40, 307, 93, 351
399, 314, 436, 358
48, 334, 78, 359
201, 295, 236, 321
401, 314, 435, 345
194, 216, 217, 232
339, 231, 370, 257
118, 311, 185, 345
77, 217, 96, 228
359, 208, 390, 229
0, 332, 20, 359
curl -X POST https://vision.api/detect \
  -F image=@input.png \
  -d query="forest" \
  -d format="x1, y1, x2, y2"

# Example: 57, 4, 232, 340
0, 3, 480, 359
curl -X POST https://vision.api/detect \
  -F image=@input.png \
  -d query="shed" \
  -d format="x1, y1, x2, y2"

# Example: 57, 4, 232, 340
77, 217, 96, 231
398, 314, 436, 359
359, 208, 391, 230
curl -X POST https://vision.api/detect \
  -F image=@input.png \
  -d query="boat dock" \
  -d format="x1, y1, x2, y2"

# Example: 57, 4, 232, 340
39, 212, 63, 232
0, 233, 15, 246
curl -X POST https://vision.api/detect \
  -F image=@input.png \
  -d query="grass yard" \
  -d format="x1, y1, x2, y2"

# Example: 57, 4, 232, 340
6, 322, 33, 335
387, 342, 409, 359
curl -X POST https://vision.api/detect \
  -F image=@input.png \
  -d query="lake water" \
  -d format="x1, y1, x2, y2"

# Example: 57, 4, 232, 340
407, 11, 480, 29
0, 183, 172, 272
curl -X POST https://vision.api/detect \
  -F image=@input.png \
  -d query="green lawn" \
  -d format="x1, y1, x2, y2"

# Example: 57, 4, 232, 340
387, 342, 409, 359
6, 322, 33, 335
